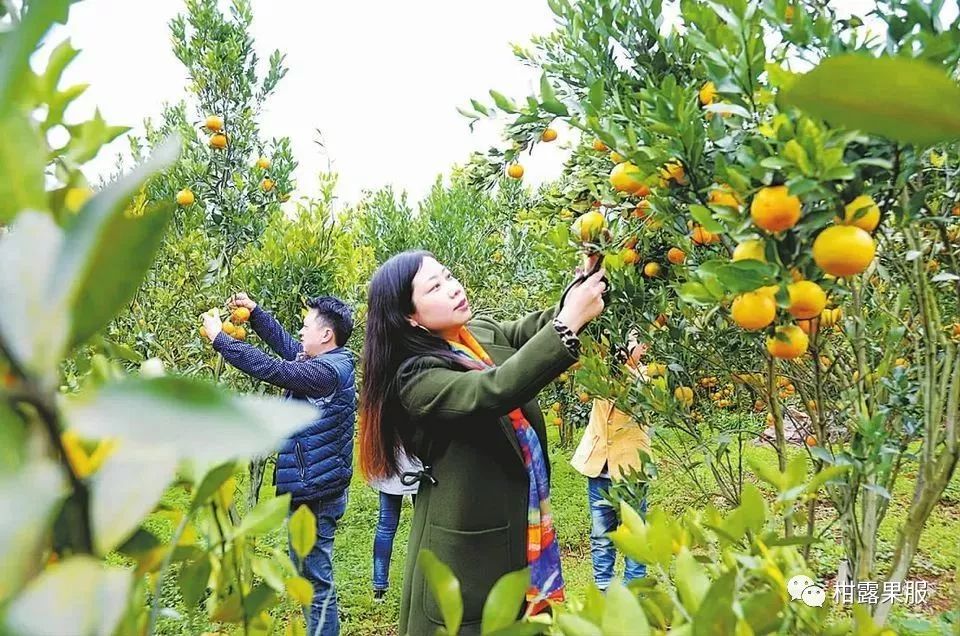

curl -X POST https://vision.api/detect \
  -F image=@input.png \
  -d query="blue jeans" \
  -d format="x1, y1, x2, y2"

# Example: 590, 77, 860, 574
289, 492, 347, 636
373, 492, 404, 591
588, 476, 647, 590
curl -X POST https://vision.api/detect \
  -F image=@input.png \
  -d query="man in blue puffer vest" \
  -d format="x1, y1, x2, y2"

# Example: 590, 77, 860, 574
201, 292, 356, 636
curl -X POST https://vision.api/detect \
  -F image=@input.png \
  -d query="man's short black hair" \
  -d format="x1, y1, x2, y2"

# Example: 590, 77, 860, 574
306, 296, 354, 347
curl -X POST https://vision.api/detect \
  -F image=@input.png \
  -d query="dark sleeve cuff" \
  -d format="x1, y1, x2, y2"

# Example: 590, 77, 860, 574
211, 331, 232, 351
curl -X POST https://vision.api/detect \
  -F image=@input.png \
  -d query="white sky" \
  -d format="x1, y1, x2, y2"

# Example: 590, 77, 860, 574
45, 0, 574, 207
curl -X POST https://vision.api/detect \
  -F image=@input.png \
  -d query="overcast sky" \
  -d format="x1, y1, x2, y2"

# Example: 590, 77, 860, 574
44, 0, 574, 208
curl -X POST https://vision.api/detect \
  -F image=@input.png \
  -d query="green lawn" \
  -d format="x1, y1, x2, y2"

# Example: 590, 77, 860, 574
152, 425, 959, 635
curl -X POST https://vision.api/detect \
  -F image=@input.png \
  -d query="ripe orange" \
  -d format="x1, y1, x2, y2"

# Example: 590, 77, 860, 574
541, 128, 558, 142
199, 326, 208, 339
812, 225, 876, 276
751, 185, 801, 232
261, 178, 275, 192
507, 164, 524, 179
732, 239, 765, 262
731, 291, 777, 331
839, 195, 880, 232
805, 434, 817, 447
205, 115, 224, 131
231, 307, 251, 323
699, 81, 717, 106
593, 139, 608, 152
609, 162, 645, 194
176, 189, 195, 206
256, 156, 271, 170
572, 210, 606, 242
667, 247, 686, 264
233, 326, 247, 340
796, 318, 816, 336
222, 321, 237, 336
643, 262, 661, 277
660, 161, 687, 186
709, 188, 741, 209
766, 324, 809, 359
787, 280, 827, 319
691, 225, 720, 245
820, 307, 842, 328
622, 248, 640, 265
209, 133, 228, 149
632, 200, 650, 219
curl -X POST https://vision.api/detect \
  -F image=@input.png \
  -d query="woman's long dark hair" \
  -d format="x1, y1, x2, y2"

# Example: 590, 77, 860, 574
358, 250, 482, 481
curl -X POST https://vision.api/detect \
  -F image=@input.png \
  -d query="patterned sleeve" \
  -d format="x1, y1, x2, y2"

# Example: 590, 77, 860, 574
212, 333, 337, 397
247, 306, 303, 361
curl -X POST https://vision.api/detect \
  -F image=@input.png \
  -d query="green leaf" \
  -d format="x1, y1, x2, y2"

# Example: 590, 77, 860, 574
251, 555, 288, 593
289, 503, 317, 560
707, 260, 779, 293
804, 465, 850, 494
189, 462, 238, 513
0, 461, 66, 603
235, 494, 292, 539
52, 137, 179, 349
89, 442, 178, 555
539, 74, 567, 115
63, 109, 131, 165
3, 556, 131, 635
689, 204, 725, 233
470, 99, 490, 116
0, 0, 73, 107
481, 568, 529, 634
746, 456, 785, 490
677, 281, 720, 305
675, 548, 710, 614
490, 90, 519, 113
741, 589, 785, 633
486, 624, 548, 636
244, 583, 278, 620
692, 571, 736, 636
602, 581, 650, 635
64, 376, 319, 463
785, 454, 808, 489
36, 39, 81, 102
782, 55, 960, 146
588, 79, 604, 112
0, 212, 71, 379
418, 549, 463, 635
0, 111, 46, 223
285, 576, 314, 606
738, 483, 767, 533
556, 614, 603, 636
179, 557, 212, 612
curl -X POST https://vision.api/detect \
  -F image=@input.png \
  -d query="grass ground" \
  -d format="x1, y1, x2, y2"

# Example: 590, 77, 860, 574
153, 424, 959, 635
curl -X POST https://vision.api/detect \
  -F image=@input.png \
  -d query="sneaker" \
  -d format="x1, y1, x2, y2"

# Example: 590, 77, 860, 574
373, 589, 387, 603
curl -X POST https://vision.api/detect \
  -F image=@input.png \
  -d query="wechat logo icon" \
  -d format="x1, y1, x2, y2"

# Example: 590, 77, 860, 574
788, 574, 826, 607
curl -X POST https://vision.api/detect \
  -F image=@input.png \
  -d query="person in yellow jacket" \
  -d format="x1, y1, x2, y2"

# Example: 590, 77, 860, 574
570, 336, 650, 590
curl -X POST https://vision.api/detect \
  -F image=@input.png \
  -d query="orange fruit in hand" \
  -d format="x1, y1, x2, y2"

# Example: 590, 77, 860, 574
233, 326, 247, 341
222, 321, 237, 336
751, 185, 801, 232
507, 164, 524, 179
731, 291, 777, 331
231, 307, 251, 323
787, 280, 827, 319
210, 133, 228, 149
205, 115, 223, 131
667, 247, 686, 264
813, 225, 876, 277
199, 326, 208, 339
176, 189, 195, 206
839, 195, 880, 232
541, 128, 558, 142
766, 324, 809, 359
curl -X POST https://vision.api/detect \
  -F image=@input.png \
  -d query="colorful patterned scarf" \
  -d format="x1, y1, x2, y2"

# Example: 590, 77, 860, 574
446, 326, 565, 613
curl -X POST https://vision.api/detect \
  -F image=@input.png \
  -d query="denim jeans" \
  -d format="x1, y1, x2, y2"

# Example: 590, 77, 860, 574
289, 491, 347, 636
373, 492, 416, 591
588, 476, 647, 590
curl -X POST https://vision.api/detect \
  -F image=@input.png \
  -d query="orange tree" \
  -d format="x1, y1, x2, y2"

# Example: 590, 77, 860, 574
0, 4, 325, 635
463, 0, 960, 628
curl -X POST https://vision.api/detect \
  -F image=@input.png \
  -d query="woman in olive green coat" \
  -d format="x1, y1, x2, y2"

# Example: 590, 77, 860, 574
358, 250, 606, 635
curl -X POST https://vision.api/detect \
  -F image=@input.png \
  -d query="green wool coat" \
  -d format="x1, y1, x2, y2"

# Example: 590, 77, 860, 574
394, 305, 577, 636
